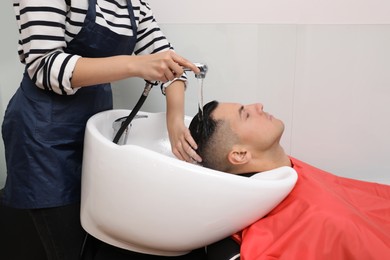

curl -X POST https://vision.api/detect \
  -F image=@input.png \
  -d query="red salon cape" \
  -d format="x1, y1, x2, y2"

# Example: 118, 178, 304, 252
235, 158, 390, 259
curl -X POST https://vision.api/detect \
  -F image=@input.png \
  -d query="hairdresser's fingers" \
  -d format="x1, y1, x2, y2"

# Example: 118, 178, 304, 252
184, 131, 198, 150
167, 58, 184, 78
182, 143, 193, 163
164, 69, 175, 82
170, 51, 200, 74
172, 141, 183, 158
158, 57, 182, 82
174, 141, 193, 163
184, 131, 202, 162
186, 146, 202, 163
167, 121, 200, 163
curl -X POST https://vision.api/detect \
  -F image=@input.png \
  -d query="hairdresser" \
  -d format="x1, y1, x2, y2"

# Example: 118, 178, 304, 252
1, 1, 202, 259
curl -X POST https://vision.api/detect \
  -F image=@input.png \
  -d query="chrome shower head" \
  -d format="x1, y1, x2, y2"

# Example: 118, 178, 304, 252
194, 63, 208, 79
184, 63, 208, 79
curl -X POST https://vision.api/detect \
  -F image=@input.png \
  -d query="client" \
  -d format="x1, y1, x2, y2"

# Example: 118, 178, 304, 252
189, 100, 390, 260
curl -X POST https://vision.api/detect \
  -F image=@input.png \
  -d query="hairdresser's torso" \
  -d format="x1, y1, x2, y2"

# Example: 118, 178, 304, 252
2, 0, 167, 209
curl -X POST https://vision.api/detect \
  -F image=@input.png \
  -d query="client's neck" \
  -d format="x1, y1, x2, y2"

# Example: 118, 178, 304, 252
234, 145, 291, 174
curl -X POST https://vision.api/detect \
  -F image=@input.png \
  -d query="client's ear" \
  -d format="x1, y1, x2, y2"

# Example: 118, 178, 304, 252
228, 147, 251, 166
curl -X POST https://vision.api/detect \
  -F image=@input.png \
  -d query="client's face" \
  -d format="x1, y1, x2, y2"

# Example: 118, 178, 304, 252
212, 102, 285, 151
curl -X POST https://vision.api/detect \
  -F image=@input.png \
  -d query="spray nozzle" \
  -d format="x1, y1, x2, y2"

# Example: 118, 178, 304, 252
184, 63, 208, 79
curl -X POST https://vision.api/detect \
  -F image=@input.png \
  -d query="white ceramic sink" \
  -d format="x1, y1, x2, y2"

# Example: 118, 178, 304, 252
80, 109, 297, 256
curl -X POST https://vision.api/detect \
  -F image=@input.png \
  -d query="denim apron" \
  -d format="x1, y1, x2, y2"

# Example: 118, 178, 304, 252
2, 0, 137, 208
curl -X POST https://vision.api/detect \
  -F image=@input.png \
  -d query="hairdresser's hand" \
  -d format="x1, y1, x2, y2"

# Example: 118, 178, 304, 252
168, 120, 202, 163
165, 81, 202, 163
132, 50, 200, 83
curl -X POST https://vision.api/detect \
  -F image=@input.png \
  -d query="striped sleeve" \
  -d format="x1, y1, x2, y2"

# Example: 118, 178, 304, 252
13, 0, 187, 95
15, 0, 80, 95
133, 0, 187, 92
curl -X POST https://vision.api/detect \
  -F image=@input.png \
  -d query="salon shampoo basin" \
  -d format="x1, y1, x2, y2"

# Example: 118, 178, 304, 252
81, 109, 298, 256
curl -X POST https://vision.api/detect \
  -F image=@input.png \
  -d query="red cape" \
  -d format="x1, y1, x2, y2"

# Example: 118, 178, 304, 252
235, 158, 390, 259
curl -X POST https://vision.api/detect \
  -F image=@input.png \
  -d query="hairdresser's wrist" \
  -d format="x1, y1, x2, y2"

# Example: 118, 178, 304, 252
161, 78, 186, 95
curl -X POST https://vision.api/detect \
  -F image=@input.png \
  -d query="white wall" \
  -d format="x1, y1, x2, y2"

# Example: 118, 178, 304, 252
114, 23, 390, 184
1, 1, 390, 187
147, 0, 390, 24
0, 2, 24, 187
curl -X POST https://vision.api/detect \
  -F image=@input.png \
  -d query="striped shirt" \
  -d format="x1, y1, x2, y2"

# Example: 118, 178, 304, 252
13, 0, 185, 95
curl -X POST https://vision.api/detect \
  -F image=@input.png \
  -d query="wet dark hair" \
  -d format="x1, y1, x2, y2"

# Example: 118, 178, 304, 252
190, 100, 240, 171
189, 100, 219, 166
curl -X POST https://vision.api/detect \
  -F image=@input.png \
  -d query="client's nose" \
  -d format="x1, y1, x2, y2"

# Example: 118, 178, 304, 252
253, 103, 264, 114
